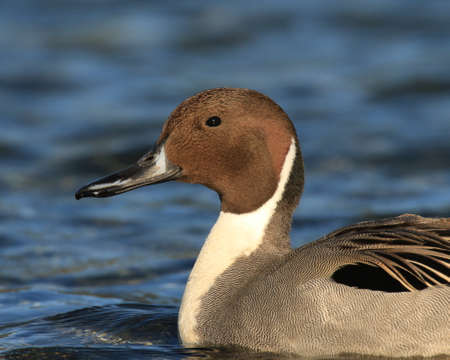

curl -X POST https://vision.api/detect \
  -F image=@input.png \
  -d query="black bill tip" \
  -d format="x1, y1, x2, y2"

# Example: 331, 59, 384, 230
75, 184, 109, 200
75, 188, 85, 200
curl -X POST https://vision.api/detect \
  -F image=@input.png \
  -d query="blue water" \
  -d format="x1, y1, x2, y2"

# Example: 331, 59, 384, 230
1, 1, 449, 359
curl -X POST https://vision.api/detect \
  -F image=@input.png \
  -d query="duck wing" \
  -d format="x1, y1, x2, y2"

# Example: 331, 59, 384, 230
314, 214, 449, 292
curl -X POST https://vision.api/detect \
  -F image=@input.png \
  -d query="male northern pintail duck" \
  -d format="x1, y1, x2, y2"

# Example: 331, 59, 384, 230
76, 88, 449, 357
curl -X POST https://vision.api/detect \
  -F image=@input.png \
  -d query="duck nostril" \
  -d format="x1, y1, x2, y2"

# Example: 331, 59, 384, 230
137, 152, 155, 166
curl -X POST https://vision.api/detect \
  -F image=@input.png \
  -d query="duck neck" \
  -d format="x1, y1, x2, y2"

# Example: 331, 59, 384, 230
179, 138, 304, 344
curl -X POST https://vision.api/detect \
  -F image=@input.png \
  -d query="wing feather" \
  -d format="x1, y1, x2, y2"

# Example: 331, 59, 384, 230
325, 214, 449, 292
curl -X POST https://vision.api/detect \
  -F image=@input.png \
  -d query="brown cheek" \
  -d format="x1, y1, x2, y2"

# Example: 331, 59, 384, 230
164, 132, 207, 184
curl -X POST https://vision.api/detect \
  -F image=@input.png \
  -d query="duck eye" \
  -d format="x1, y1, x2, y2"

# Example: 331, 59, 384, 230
206, 116, 221, 127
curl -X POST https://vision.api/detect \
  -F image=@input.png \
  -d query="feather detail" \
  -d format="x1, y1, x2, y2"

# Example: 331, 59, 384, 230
326, 214, 449, 292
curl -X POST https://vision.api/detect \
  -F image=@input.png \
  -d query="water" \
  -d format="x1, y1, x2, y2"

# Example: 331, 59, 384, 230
1, 1, 449, 359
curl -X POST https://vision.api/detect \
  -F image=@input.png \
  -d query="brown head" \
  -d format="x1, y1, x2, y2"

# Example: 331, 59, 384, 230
76, 88, 304, 214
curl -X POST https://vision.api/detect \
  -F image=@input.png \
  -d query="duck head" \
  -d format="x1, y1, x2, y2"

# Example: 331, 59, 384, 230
75, 88, 304, 214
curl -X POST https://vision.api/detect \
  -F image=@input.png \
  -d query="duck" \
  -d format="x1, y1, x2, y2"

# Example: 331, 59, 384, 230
75, 88, 449, 357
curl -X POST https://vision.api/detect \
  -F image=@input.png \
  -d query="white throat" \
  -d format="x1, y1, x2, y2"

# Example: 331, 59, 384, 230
178, 138, 297, 345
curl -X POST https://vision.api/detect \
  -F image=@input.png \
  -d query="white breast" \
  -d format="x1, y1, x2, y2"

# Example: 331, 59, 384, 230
178, 138, 296, 344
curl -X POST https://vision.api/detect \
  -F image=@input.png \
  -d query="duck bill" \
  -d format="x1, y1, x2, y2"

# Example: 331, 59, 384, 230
75, 144, 182, 200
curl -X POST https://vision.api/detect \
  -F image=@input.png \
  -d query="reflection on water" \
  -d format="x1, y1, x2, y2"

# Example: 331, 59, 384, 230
0, 1, 449, 359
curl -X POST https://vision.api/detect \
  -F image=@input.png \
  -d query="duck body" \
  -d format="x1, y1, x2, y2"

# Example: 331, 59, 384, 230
76, 88, 450, 357
188, 254, 448, 356
181, 214, 449, 356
